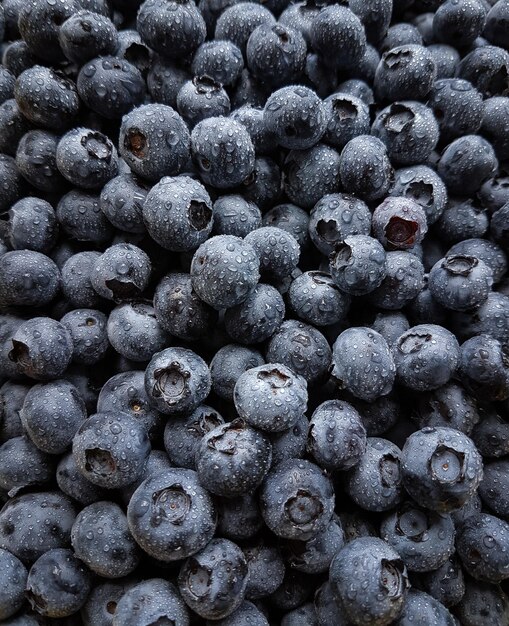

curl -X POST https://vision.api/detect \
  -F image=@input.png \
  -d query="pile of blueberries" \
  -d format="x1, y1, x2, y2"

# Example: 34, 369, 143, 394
1, 0, 509, 624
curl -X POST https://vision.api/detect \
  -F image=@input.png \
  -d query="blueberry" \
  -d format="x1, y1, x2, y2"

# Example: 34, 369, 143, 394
310, 5, 366, 71
0, 99, 32, 157
59, 10, 118, 63
210, 343, 265, 402
5, 196, 58, 253
0, 435, 54, 496
230, 105, 279, 155
247, 23, 306, 89
0, 491, 76, 564
281, 603, 318, 626
448, 237, 507, 283
113, 578, 190, 626
0, 380, 28, 443
428, 43, 461, 78
435, 197, 489, 244
212, 194, 262, 238
72, 411, 150, 488
269, 413, 309, 466
177, 75, 231, 127
61, 308, 109, 365
458, 334, 509, 401
279, 0, 321, 45
127, 468, 216, 561
71, 501, 140, 579
373, 196, 429, 251
20, 379, 86, 455
16, 129, 65, 193
339, 135, 394, 203
0, 66, 14, 105
116, 29, 153, 75
375, 44, 436, 102
472, 407, 509, 457
491, 201, 509, 250
81, 580, 135, 626
243, 541, 286, 599
237, 155, 281, 211
456, 45, 509, 98
244, 226, 299, 284
263, 203, 310, 249
485, 0, 509, 49
164, 404, 223, 470
143, 175, 213, 251
1, 41, 38, 79
207, 601, 269, 626
192, 40, 244, 87
26, 548, 91, 618
0, 250, 60, 308
263, 85, 328, 150
401, 426, 484, 513
288, 271, 350, 328
57, 190, 114, 245
56, 452, 107, 506
191, 116, 255, 188
99, 173, 148, 234
191, 235, 260, 309
394, 589, 456, 626
368, 250, 425, 310
147, 56, 190, 108
429, 78, 484, 143
0, 547, 27, 620
144, 346, 210, 416
119, 104, 190, 181
91, 243, 151, 301
282, 143, 342, 209
214, 2, 275, 55
329, 235, 387, 297
480, 96, 509, 161
217, 492, 264, 542
433, 0, 487, 47
478, 459, 509, 518
415, 555, 465, 608
270, 569, 313, 611
455, 579, 509, 626
260, 458, 334, 540
330, 537, 409, 626
323, 92, 370, 152
61, 252, 101, 308
345, 437, 404, 512
314, 581, 346, 626
381, 23, 424, 51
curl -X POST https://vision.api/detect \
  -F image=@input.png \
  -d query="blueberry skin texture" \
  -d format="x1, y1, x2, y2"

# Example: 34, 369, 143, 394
368, 250, 425, 310
260, 459, 334, 541
81, 580, 136, 626
72, 411, 150, 489
91, 243, 151, 302
433, 0, 487, 47
246, 23, 306, 89
331, 327, 396, 402
0, 491, 76, 564
0, 435, 54, 496
192, 40, 244, 87
491, 201, 509, 250
0, 67, 14, 105
243, 542, 286, 599
263, 203, 310, 250
279, 1, 321, 44
61, 308, 109, 365
416, 555, 465, 608
196, 419, 272, 497
56, 452, 108, 506
14, 66, 79, 132
16, 129, 65, 193
458, 334, 509, 401
177, 75, 230, 128
237, 155, 281, 211
214, 2, 276, 54
61, 252, 101, 308
178, 538, 248, 620
455, 579, 509, 626
314, 582, 347, 626
57, 190, 114, 245
6, 197, 58, 253
401, 427, 484, 513
56, 127, 119, 190
473, 171, 509, 215
323, 92, 370, 152
154, 272, 218, 342
269, 413, 308, 467
0, 99, 32, 156
58, 9, 118, 63
190, 235, 260, 310
191, 117, 255, 189
457, 513, 509, 583
234, 363, 307, 433
435, 198, 489, 245
119, 104, 190, 181
263, 85, 328, 150
448, 237, 507, 283
147, 56, 190, 108
438, 135, 498, 196
307, 400, 366, 471
472, 409, 509, 458
339, 135, 394, 203
330, 537, 409, 626
217, 492, 263, 543
330, 235, 387, 297
77, 57, 146, 120
112, 578, 190, 626
230, 105, 278, 156
224, 283, 285, 344
266, 319, 332, 385
480, 96, 509, 161
0, 380, 29, 443
210, 343, 265, 402
0, 547, 27, 620
394, 589, 456, 626
0, 250, 60, 308
429, 254, 493, 311
485, 0, 509, 49
372, 101, 439, 167
127, 468, 216, 562
309, 193, 371, 257
281, 603, 318, 626
20, 380, 86, 455
310, 5, 366, 71
282, 143, 341, 209
207, 601, 269, 626
345, 437, 404, 512
456, 45, 509, 98
212, 194, 262, 238
99, 173, 148, 234
478, 459, 509, 517
164, 404, 224, 470
381, 503, 456, 573
372, 196, 428, 251
9, 317, 73, 381
71, 501, 140, 579
137, 0, 205, 59
144, 347, 211, 416
107, 302, 170, 363
381, 23, 423, 51
0, 154, 22, 212
375, 44, 437, 102
428, 78, 484, 142
244, 226, 300, 284
142, 175, 213, 252
393, 324, 460, 392
26, 547, 91, 618
288, 271, 350, 327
